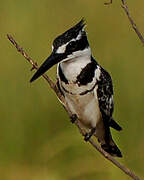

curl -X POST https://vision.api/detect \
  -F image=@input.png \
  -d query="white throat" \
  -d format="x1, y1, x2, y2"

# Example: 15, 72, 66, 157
59, 49, 91, 82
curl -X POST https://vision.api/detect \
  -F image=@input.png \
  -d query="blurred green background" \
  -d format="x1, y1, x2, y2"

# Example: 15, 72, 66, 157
0, 0, 144, 179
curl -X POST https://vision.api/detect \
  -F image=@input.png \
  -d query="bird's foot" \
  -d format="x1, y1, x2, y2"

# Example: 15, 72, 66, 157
70, 114, 77, 123
84, 128, 96, 141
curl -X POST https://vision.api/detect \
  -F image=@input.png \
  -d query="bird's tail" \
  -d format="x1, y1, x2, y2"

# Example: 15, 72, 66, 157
95, 116, 122, 157
109, 118, 122, 131
96, 117, 122, 157
101, 135, 122, 157
102, 121, 122, 157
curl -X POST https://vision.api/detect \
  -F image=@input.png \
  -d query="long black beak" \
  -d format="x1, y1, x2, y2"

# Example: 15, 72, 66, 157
30, 52, 64, 83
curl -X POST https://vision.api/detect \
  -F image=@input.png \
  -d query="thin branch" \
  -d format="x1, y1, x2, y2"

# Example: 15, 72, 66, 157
7, 35, 59, 95
105, 0, 144, 45
121, 0, 144, 45
7, 34, 142, 180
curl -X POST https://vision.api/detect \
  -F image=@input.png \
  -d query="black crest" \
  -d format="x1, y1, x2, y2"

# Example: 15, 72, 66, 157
53, 19, 86, 50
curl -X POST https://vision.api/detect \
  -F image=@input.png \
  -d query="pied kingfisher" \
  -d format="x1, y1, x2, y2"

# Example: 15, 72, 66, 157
30, 19, 122, 157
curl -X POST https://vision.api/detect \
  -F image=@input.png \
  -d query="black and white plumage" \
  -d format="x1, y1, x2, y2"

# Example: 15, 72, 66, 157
30, 19, 122, 157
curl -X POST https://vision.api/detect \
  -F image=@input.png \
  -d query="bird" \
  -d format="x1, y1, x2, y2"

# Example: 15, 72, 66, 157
30, 19, 122, 157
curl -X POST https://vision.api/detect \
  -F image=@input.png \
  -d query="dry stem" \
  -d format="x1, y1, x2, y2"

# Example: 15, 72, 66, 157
7, 34, 142, 180
121, 0, 144, 45
105, 0, 144, 45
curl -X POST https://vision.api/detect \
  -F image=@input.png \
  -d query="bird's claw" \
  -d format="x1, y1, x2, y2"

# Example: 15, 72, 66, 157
70, 114, 77, 123
84, 128, 96, 141
84, 133, 92, 141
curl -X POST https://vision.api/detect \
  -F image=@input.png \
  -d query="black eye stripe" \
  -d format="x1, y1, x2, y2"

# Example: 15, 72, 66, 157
76, 36, 89, 50
66, 41, 77, 50
69, 41, 76, 47
65, 35, 89, 54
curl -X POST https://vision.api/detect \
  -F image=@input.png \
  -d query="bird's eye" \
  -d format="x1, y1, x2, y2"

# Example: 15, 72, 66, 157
67, 41, 77, 50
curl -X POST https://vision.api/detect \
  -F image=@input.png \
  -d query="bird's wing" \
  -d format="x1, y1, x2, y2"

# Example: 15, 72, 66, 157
95, 66, 122, 157
96, 66, 114, 120
95, 65, 122, 133
96, 67, 122, 131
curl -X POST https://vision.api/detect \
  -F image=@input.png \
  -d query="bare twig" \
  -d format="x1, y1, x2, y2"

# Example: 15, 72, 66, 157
105, 0, 144, 45
7, 34, 142, 180
121, 0, 144, 45
7, 35, 59, 94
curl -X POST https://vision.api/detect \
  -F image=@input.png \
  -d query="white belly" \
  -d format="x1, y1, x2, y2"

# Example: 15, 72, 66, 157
57, 58, 101, 129
64, 88, 101, 128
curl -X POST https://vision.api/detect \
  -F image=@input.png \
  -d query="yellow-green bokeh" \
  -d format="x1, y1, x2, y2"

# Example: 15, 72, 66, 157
0, 0, 144, 179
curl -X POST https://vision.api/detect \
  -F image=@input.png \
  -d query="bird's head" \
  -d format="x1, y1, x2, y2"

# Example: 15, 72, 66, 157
30, 19, 91, 82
